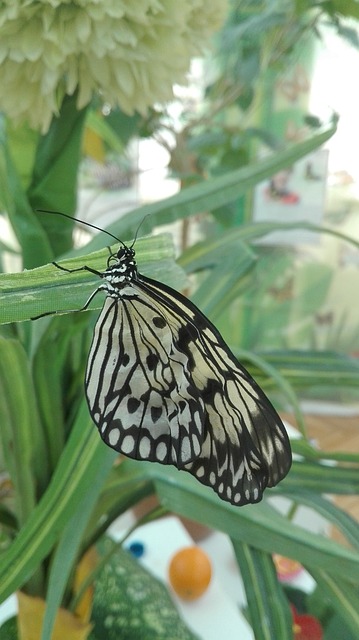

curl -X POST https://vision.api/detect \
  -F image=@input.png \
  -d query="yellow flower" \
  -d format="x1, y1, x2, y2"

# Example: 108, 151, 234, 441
0, 0, 227, 132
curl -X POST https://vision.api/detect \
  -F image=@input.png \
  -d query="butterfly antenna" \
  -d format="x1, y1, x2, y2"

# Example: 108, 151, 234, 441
130, 213, 151, 249
36, 209, 126, 246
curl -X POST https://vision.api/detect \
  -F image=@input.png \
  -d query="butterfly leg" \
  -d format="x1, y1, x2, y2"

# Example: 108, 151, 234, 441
31, 262, 104, 319
52, 261, 102, 277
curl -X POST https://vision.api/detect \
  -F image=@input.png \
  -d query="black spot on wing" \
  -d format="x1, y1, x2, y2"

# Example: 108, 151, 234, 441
127, 397, 141, 413
151, 406, 163, 423
119, 352, 130, 366
146, 353, 159, 371
152, 316, 166, 328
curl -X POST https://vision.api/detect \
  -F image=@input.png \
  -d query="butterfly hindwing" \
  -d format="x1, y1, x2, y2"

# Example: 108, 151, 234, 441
86, 290, 206, 467
137, 275, 291, 504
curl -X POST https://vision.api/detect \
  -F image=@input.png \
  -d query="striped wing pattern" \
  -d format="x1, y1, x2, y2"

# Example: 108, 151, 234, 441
85, 258, 291, 506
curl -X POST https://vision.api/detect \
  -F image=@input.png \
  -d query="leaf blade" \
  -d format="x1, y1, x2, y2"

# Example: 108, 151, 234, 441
232, 542, 292, 640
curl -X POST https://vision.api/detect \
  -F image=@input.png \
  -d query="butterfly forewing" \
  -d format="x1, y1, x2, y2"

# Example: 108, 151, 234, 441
86, 290, 206, 467
85, 248, 291, 506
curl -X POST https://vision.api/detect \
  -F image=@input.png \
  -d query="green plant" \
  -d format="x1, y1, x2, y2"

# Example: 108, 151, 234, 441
1, 3, 359, 638
1, 114, 359, 640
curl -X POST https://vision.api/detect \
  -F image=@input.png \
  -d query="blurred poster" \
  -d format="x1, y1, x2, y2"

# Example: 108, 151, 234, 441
252, 149, 329, 244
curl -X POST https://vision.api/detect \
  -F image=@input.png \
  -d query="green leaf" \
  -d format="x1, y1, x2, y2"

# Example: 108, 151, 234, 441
104, 107, 143, 146
0, 402, 116, 603
0, 233, 185, 325
78, 121, 337, 252
251, 349, 359, 393
85, 110, 125, 155
332, 0, 359, 19
310, 570, 359, 637
292, 438, 359, 464
0, 505, 18, 531
280, 459, 359, 495
179, 233, 255, 274
0, 337, 48, 524
278, 490, 359, 551
27, 93, 88, 257
41, 440, 116, 640
0, 616, 18, 640
179, 221, 359, 273
32, 314, 89, 472
0, 121, 53, 268
6, 119, 39, 191
190, 243, 256, 319
232, 542, 292, 640
84, 475, 154, 550
119, 461, 359, 583
324, 611, 357, 640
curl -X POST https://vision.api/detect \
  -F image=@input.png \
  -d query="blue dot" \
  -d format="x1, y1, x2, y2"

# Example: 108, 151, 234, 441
128, 541, 145, 558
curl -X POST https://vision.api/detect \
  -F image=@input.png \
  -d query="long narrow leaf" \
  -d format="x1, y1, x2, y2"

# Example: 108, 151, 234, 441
179, 221, 359, 273
0, 233, 185, 324
232, 541, 292, 640
28, 93, 88, 258
0, 124, 53, 268
253, 349, 359, 390
279, 460, 359, 495
310, 570, 359, 638
191, 246, 256, 318
72, 122, 337, 253
0, 402, 116, 603
32, 314, 90, 472
0, 337, 48, 523
83, 482, 154, 551
278, 490, 359, 551
41, 442, 116, 640
32, 320, 70, 471
117, 461, 359, 583
85, 110, 125, 154
179, 234, 255, 274
292, 438, 359, 464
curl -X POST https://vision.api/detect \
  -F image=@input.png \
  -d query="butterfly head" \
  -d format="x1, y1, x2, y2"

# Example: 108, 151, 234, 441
116, 245, 136, 263
105, 245, 138, 285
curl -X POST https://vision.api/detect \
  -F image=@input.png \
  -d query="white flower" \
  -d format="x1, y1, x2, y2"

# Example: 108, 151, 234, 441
0, 0, 227, 132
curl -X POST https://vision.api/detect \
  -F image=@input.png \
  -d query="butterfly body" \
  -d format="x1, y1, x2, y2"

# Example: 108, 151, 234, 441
84, 245, 291, 506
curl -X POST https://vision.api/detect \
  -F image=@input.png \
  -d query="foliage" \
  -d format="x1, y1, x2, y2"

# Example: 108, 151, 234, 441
1, 3, 359, 638
85, 0, 359, 202
285, 583, 359, 640
1, 108, 359, 640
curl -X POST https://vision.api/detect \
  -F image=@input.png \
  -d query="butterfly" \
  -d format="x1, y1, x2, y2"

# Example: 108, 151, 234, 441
40, 213, 292, 506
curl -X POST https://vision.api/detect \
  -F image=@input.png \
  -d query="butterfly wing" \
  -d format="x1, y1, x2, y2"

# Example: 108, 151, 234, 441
85, 276, 291, 506
85, 289, 207, 468
137, 276, 292, 505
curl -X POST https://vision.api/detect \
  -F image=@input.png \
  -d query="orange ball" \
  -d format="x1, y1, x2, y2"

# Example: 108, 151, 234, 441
168, 546, 212, 601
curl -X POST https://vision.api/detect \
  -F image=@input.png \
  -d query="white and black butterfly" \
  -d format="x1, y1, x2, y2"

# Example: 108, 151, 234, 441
39, 214, 291, 506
